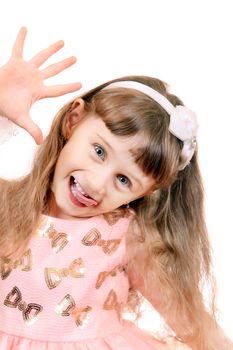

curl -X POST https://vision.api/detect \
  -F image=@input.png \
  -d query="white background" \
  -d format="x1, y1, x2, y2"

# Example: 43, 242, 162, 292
0, 0, 232, 339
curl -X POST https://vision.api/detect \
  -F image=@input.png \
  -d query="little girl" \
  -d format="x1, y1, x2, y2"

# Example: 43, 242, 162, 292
0, 28, 232, 350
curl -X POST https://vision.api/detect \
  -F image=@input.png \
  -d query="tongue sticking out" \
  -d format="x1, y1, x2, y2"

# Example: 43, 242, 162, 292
70, 177, 98, 207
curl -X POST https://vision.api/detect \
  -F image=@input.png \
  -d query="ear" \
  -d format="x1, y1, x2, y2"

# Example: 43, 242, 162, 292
65, 98, 86, 138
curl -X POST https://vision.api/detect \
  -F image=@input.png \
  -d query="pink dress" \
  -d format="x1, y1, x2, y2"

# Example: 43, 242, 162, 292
0, 212, 168, 349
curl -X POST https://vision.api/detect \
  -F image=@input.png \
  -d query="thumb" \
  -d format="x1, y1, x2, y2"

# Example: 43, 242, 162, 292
21, 116, 43, 145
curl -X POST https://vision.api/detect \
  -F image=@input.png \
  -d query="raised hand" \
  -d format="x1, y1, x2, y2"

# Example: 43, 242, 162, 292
0, 27, 82, 144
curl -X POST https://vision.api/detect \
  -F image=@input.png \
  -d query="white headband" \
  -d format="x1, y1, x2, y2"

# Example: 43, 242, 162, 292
104, 81, 198, 170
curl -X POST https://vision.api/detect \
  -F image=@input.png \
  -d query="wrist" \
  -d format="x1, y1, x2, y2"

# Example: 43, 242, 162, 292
0, 65, 9, 115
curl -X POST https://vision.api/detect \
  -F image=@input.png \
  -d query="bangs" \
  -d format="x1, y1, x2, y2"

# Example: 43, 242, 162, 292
84, 88, 182, 187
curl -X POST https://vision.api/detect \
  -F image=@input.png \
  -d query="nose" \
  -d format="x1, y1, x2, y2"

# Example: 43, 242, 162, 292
87, 171, 109, 198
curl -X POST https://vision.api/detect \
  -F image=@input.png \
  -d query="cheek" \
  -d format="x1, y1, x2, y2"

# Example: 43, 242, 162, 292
54, 155, 66, 175
56, 145, 75, 171
142, 178, 157, 194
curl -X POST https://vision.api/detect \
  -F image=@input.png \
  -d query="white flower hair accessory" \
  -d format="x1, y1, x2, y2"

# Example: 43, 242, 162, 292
104, 81, 198, 170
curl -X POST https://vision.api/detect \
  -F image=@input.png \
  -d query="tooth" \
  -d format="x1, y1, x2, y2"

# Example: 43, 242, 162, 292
77, 184, 85, 195
72, 178, 87, 196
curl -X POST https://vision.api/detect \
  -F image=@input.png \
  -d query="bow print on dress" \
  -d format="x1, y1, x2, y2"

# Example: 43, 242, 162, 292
0, 249, 32, 280
38, 218, 71, 253
55, 294, 92, 328
103, 209, 130, 226
103, 289, 123, 319
81, 228, 121, 256
95, 264, 125, 289
44, 258, 86, 289
4, 286, 43, 326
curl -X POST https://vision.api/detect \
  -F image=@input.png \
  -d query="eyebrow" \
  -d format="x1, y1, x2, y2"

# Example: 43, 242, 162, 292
95, 133, 143, 189
96, 133, 114, 152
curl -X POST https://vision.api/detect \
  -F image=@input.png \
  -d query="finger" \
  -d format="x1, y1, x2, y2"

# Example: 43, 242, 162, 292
42, 82, 82, 98
11, 27, 27, 58
41, 56, 77, 79
19, 116, 43, 145
29, 40, 64, 67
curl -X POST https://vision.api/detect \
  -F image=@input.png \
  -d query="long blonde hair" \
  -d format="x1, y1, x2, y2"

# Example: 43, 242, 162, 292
0, 76, 216, 348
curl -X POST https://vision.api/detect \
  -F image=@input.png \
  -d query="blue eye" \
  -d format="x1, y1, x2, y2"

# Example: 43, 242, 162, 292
117, 175, 130, 187
94, 145, 105, 160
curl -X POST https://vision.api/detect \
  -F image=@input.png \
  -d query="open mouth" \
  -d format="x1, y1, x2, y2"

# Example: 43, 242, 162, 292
69, 176, 98, 207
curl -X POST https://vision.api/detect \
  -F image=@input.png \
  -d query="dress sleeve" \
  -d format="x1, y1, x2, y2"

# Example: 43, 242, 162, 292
0, 116, 19, 145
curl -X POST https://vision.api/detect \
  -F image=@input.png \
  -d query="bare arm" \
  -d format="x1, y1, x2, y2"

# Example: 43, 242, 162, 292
125, 225, 233, 350
0, 27, 82, 144
127, 266, 233, 350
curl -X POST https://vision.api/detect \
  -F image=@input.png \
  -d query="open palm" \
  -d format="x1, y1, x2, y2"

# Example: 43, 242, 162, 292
0, 27, 81, 144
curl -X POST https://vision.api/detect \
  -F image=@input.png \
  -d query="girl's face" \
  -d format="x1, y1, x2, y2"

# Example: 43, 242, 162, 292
50, 114, 155, 219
